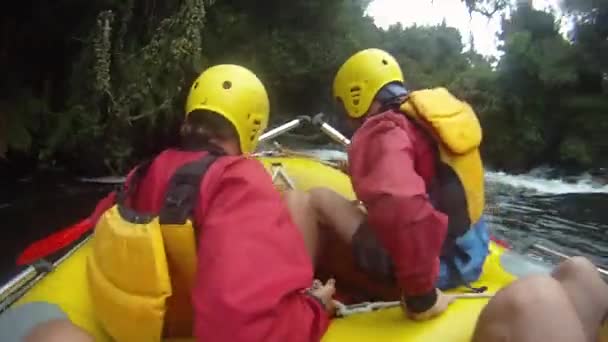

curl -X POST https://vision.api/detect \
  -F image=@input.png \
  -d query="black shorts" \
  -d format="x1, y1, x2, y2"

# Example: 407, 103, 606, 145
351, 219, 396, 283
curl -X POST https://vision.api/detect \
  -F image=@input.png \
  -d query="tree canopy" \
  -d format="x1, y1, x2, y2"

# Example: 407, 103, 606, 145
1, 0, 606, 175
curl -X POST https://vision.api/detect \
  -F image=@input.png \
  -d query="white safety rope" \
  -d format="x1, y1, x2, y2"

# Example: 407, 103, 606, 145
334, 293, 495, 318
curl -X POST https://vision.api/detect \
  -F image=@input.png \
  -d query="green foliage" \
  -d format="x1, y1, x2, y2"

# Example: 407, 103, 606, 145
201, 0, 379, 120
0, 90, 47, 155
560, 136, 592, 167
2, 0, 608, 174
49, 0, 213, 173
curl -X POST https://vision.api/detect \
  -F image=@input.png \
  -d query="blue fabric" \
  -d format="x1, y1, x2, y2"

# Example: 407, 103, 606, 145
436, 218, 490, 290
0, 302, 68, 342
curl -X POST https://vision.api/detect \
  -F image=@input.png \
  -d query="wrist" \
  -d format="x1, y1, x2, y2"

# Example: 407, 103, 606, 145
403, 288, 438, 313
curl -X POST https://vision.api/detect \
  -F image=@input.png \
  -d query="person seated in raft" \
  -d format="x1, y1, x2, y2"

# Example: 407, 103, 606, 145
303, 48, 489, 321
86, 64, 336, 342
473, 256, 608, 342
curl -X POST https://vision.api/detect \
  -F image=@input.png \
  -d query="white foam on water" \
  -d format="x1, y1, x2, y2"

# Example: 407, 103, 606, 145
486, 170, 608, 194
306, 148, 608, 195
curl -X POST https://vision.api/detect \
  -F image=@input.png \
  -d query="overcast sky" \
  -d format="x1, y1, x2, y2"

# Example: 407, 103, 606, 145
366, 0, 567, 58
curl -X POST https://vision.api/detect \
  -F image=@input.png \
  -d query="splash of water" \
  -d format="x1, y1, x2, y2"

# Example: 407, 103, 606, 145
486, 170, 608, 195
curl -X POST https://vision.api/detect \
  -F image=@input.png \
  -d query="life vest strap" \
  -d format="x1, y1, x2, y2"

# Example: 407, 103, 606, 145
159, 152, 223, 225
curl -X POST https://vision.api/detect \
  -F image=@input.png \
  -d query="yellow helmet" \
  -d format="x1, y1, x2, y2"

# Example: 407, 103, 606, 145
333, 49, 404, 118
185, 64, 270, 153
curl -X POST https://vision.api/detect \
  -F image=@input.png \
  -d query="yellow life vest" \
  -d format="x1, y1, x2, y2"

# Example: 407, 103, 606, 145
400, 87, 485, 247
87, 154, 220, 341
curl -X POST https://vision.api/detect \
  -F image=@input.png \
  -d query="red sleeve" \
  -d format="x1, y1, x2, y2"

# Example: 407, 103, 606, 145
192, 157, 330, 342
348, 118, 448, 297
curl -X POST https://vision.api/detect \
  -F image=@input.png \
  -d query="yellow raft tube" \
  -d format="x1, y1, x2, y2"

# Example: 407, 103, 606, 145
0, 153, 553, 342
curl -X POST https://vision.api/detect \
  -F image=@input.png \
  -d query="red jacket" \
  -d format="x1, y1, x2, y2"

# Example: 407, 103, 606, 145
348, 111, 448, 297
126, 149, 329, 342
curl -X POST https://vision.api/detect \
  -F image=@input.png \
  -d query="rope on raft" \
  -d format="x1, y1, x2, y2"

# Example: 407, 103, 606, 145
334, 293, 495, 318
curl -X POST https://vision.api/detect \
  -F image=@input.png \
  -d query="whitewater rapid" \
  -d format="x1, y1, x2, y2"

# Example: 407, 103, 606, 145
485, 171, 608, 195
304, 149, 608, 195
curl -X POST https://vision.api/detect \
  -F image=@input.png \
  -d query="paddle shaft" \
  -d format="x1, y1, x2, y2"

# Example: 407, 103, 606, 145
258, 116, 311, 143
312, 113, 351, 147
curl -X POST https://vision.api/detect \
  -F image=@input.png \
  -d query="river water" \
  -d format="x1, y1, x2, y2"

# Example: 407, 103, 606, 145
1, 148, 607, 284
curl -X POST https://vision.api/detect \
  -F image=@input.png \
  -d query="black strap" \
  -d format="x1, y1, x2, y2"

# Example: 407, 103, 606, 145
159, 152, 222, 225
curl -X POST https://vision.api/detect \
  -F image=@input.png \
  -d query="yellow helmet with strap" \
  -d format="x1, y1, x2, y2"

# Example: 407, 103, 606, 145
185, 65, 270, 153
333, 49, 404, 118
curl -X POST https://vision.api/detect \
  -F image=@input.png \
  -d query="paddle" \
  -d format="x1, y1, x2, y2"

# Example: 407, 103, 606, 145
16, 192, 116, 266
15, 117, 312, 266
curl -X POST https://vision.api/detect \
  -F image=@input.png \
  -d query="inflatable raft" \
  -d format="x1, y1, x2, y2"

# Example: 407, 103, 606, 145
0, 149, 561, 342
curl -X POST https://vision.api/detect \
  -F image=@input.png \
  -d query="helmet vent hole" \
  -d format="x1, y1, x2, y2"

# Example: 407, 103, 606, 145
223, 81, 232, 89
253, 119, 261, 125
193, 82, 199, 89
350, 86, 361, 93
382, 59, 388, 65
353, 99, 360, 105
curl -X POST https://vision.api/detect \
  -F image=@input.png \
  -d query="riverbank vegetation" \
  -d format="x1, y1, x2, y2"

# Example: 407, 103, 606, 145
1, 0, 606, 176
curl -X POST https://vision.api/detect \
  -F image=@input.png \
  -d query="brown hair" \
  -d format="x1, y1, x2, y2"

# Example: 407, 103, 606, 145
180, 110, 238, 151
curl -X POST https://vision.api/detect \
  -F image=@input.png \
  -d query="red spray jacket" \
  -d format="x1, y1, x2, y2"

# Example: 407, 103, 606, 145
347, 111, 449, 297
127, 149, 329, 342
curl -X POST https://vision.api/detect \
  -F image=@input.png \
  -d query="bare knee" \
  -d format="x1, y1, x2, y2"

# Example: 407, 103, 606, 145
284, 189, 312, 208
25, 319, 93, 342
473, 275, 582, 342
552, 256, 598, 281
283, 190, 315, 228
495, 275, 562, 313
308, 187, 364, 240
552, 257, 608, 340
309, 187, 342, 208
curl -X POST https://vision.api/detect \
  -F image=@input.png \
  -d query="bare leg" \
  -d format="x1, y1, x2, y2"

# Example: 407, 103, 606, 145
551, 257, 608, 342
283, 187, 366, 264
307, 187, 400, 302
473, 257, 608, 342
25, 319, 93, 342
285, 187, 400, 302
283, 190, 322, 263
308, 187, 366, 243
472, 275, 586, 342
